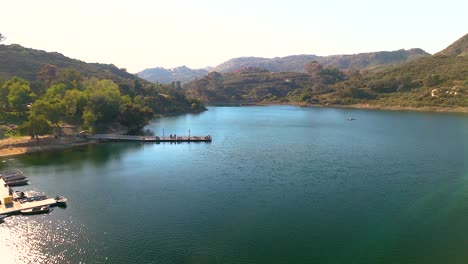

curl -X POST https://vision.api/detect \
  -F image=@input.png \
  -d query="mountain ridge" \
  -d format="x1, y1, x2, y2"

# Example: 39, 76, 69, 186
137, 66, 208, 84
0, 44, 139, 82
139, 48, 429, 84
213, 49, 429, 73
436, 33, 468, 57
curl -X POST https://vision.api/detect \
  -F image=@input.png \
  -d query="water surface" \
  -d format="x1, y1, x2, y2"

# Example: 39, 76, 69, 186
1, 106, 467, 263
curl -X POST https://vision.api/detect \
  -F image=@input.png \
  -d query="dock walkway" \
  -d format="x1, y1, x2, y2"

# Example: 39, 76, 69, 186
0, 178, 56, 215
87, 134, 212, 143
0, 198, 57, 215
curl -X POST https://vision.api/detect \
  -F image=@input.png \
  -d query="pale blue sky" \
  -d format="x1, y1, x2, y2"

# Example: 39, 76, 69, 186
1, 0, 467, 72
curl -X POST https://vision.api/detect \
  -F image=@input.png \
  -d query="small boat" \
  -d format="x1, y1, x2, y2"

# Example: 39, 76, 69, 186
0, 170, 23, 177
2, 174, 27, 181
13, 191, 26, 200
20, 205, 51, 215
5, 179, 29, 186
18, 195, 47, 203
348, 117, 356, 121
55, 195, 67, 206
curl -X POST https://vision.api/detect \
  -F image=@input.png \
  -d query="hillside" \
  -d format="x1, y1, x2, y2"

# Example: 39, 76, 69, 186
184, 34, 467, 111
137, 66, 208, 84
138, 49, 429, 85
184, 68, 315, 104
0, 44, 139, 82
331, 35, 467, 108
213, 49, 429, 73
0, 44, 206, 137
436, 33, 468, 57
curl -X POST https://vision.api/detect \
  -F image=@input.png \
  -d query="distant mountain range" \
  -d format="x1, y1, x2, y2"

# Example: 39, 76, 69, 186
137, 66, 209, 84
0, 44, 139, 82
138, 49, 429, 84
213, 49, 429, 73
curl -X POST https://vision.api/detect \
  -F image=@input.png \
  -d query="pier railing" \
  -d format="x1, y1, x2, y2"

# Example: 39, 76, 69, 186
86, 134, 212, 142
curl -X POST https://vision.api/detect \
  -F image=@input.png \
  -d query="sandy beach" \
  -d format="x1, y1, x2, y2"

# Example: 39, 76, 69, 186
0, 135, 91, 158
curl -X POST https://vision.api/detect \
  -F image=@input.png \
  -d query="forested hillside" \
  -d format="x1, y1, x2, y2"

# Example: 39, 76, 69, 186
0, 44, 205, 137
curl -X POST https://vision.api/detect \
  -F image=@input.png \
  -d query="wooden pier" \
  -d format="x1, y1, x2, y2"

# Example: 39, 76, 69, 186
87, 134, 212, 143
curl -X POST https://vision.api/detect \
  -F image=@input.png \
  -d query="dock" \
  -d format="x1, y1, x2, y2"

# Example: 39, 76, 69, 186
87, 134, 212, 143
0, 178, 56, 215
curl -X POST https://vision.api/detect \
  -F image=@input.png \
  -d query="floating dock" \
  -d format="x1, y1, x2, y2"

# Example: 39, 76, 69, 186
87, 134, 212, 143
0, 170, 29, 187
0, 178, 56, 215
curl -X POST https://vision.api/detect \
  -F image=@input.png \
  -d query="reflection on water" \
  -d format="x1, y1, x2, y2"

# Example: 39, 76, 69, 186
16, 142, 145, 168
0, 214, 104, 263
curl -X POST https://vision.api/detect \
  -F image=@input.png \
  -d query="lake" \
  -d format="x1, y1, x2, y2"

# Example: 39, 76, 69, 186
1, 106, 467, 263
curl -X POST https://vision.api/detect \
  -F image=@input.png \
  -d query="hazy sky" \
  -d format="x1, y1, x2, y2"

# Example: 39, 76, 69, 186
1, 0, 467, 73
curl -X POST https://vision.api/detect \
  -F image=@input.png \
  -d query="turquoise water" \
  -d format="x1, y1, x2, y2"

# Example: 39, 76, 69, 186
1, 106, 467, 263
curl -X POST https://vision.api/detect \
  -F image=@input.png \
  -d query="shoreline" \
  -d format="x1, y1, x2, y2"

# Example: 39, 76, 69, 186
0, 108, 208, 159
212, 102, 468, 114
309, 103, 468, 114
1, 104, 466, 159
0, 136, 93, 158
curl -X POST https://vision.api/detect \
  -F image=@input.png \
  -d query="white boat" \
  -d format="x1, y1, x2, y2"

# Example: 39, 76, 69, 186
20, 205, 51, 215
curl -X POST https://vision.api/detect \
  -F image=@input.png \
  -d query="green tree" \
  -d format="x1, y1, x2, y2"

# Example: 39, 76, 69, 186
30, 98, 66, 128
4, 77, 36, 115
63, 89, 87, 120
44, 83, 67, 99
119, 103, 153, 131
19, 114, 52, 139
0, 80, 9, 111
82, 108, 96, 132
85, 78, 122, 124
56, 68, 84, 90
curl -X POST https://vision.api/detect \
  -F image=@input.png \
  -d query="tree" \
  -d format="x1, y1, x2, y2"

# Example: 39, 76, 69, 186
85, 78, 122, 124
56, 68, 84, 90
30, 98, 67, 128
63, 89, 87, 120
3, 77, 35, 115
44, 83, 67, 99
19, 114, 52, 139
0, 80, 9, 110
119, 103, 153, 131
82, 108, 96, 132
